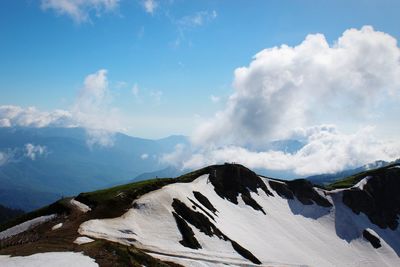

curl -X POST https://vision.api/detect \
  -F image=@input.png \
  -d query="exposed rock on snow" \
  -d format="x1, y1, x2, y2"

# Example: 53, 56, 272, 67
343, 172, 400, 229
269, 179, 332, 207
0, 214, 56, 240
363, 229, 382, 248
0, 252, 98, 267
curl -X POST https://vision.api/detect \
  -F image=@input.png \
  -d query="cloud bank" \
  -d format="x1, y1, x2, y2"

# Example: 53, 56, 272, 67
0, 69, 122, 147
163, 125, 400, 176
41, 0, 120, 23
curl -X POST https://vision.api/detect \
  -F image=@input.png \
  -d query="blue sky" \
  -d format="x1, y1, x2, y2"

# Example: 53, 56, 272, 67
1, 0, 399, 136
1, 0, 400, 174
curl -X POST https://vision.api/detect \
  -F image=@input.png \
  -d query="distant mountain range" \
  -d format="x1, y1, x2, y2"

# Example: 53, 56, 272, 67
307, 159, 398, 185
0, 127, 187, 211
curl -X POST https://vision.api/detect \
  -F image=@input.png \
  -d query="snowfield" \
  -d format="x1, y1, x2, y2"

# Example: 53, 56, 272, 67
0, 252, 98, 266
79, 174, 400, 267
70, 199, 91, 213
0, 215, 56, 240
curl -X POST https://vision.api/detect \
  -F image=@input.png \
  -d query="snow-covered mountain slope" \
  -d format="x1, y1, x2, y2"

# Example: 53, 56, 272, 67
1, 163, 399, 267
78, 164, 400, 267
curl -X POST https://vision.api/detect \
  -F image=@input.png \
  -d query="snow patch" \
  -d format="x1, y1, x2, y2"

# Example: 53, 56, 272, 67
52, 223, 63, 230
353, 176, 372, 190
0, 214, 56, 240
0, 252, 98, 267
70, 199, 91, 213
74, 236, 95, 245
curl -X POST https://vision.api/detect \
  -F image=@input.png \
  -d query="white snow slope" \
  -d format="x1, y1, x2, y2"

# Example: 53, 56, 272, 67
0, 252, 98, 267
0, 215, 56, 240
79, 174, 400, 267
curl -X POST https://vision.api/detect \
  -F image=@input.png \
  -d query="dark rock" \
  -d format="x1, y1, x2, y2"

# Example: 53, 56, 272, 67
231, 240, 262, 265
268, 180, 294, 199
363, 229, 381, 248
343, 168, 400, 229
171, 198, 262, 264
172, 198, 225, 239
172, 212, 201, 249
241, 194, 266, 214
188, 198, 215, 221
208, 164, 272, 213
269, 179, 332, 208
193, 191, 218, 213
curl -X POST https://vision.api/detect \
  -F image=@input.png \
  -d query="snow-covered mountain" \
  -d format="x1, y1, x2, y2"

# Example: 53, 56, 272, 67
0, 163, 399, 266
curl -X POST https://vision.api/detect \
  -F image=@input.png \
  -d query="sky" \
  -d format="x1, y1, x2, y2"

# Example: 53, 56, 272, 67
1, 0, 400, 175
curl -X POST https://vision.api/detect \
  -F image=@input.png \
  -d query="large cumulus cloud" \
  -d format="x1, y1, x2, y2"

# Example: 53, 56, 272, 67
192, 26, 400, 147
165, 26, 400, 175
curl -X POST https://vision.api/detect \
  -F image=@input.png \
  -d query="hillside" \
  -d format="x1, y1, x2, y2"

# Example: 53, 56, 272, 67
0, 205, 24, 225
0, 163, 399, 266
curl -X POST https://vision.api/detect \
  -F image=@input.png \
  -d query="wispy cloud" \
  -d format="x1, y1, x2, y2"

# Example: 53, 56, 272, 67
72, 69, 122, 147
40, 0, 120, 23
24, 144, 48, 160
142, 0, 158, 15
172, 10, 218, 47
150, 90, 163, 104
178, 10, 217, 28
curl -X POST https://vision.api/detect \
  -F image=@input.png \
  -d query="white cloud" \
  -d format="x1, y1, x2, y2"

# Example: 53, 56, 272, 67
0, 69, 123, 147
140, 153, 149, 159
172, 10, 218, 47
192, 26, 400, 148
161, 26, 400, 176
210, 95, 220, 103
142, 0, 157, 14
24, 144, 47, 160
0, 105, 75, 128
41, 0, 120, 23
163, 125, 400, 176
72, 69, 122, 147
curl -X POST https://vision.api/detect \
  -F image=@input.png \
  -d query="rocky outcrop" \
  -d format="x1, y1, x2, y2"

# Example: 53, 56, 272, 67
343, 168, 400, 229
269, 179, 332, 207
208, 164, 272, 214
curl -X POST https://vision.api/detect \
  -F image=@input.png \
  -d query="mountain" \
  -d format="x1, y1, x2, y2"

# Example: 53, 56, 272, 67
0, 163, 399, 266
0, 127, 187, 211
307, 160, 392, 185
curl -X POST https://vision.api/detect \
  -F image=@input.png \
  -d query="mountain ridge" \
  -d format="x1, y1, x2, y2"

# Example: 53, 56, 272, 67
0, 163, 399, 266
